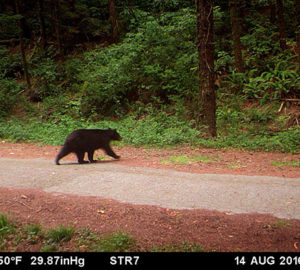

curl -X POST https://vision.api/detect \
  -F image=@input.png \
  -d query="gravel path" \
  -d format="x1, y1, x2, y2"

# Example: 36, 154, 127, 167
0, 158, 299, 219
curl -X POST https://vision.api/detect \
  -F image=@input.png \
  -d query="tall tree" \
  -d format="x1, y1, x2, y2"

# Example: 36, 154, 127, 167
51, 0, 64, 55
276, 0, 287, 50
37, 0, 47, 50
229, 0, 245, 73
196, 0, 216, 137
269, 0, 276, 24
294, 0, 300, 74
15, 0, 31, 89
108, 0, 118, 42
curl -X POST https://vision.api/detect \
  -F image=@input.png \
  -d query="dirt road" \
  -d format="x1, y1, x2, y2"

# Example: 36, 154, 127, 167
1, 157, 299, 220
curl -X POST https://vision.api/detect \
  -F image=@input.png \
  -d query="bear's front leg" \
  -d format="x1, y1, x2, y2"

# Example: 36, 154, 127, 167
104, 145, 120, 159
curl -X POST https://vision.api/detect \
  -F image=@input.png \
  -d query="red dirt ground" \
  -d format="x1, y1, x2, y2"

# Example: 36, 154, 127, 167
0, 142, 300, 251
1, 141, 299, 178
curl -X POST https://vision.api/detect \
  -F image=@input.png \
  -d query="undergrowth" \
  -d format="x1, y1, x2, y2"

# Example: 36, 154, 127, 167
0, 105, 299, 153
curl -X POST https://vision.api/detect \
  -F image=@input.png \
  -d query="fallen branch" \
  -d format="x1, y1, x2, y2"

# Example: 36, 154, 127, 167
0, 38, 19, 44
15, 200, 33, 210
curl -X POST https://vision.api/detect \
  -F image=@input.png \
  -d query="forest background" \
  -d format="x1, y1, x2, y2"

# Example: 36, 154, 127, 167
0, 0, 299, 153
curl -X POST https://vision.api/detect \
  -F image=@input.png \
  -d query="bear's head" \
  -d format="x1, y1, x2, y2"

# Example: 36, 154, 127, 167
108, 129, 122, 141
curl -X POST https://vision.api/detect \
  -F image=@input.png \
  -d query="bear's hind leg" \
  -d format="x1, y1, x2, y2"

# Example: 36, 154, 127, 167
76, 151, 88, 164
88, 150, 96, 163
55, 146, 71, 165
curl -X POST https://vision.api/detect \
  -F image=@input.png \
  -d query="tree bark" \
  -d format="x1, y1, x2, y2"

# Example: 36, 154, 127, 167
276, 0, 287, 50
52, 0, 64, 55
196, 0, 216, 137
108, 0, 118, 42
294, 0, 300, 74
37, 0, 47, 50
15, 0, 31, 89
229, 0, 245, 73
270, 0, 276, 24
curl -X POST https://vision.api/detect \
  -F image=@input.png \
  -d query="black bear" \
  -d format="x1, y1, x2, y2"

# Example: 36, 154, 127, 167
55, 129, 122, 165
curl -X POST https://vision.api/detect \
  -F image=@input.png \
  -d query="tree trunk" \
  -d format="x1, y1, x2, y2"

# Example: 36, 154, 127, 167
239, 0, 246, 34
229, 0, 245, 73
15, 0, 31, 89
270, 0, 276, 24
52, 0, 64, 55
276, 0, 287, 50
108, 0, 118, 42
196, 0, 216, 137
294, 0, 300, 74
37, 0, 47, 50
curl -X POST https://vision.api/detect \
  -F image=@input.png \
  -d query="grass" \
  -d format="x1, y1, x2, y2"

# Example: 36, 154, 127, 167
95, 155, 108, 161
273, 220, 291, 228
227, 161, 247, 169
270, 160, 300, 167
77, 227, 99, 251
45, 226, 74, 243
161, 154, 222, 166
0, 214, 15, 236
151, 241, 206, 252
24, 224, 42, 244
95, 231, 137, 252
263, 220, 291, 231
0, 214, 12, 232
0, 213, 206, 252
0, 214, 16, 250
161, 155, 192, 165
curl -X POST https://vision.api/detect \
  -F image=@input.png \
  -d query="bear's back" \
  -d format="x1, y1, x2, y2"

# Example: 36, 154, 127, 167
64, 129, 108, 150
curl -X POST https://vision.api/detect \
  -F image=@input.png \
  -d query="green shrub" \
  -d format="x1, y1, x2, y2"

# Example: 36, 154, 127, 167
46, 226, 74, 243
96, 231, 136, 252
30, 57, 63, 99
77, 8, 199, 117
41, 95, 82, 120
0, 214, 14, 236
0, 78, 23, 117
243, 60, 299, 101
223, 12, 300, 102
0, 14, 19, 40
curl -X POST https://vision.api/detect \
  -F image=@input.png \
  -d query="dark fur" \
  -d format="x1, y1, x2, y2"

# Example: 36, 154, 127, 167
55, 129, 122, 165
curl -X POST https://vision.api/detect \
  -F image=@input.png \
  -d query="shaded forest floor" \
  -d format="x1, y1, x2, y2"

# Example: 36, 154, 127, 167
0, 142, 299, 252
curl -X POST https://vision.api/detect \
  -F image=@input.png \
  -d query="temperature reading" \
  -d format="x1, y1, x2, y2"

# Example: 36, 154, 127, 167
0, 256, 22, 266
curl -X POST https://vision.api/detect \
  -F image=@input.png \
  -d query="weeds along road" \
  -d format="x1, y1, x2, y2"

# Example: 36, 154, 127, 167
0, 157, 299, 220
